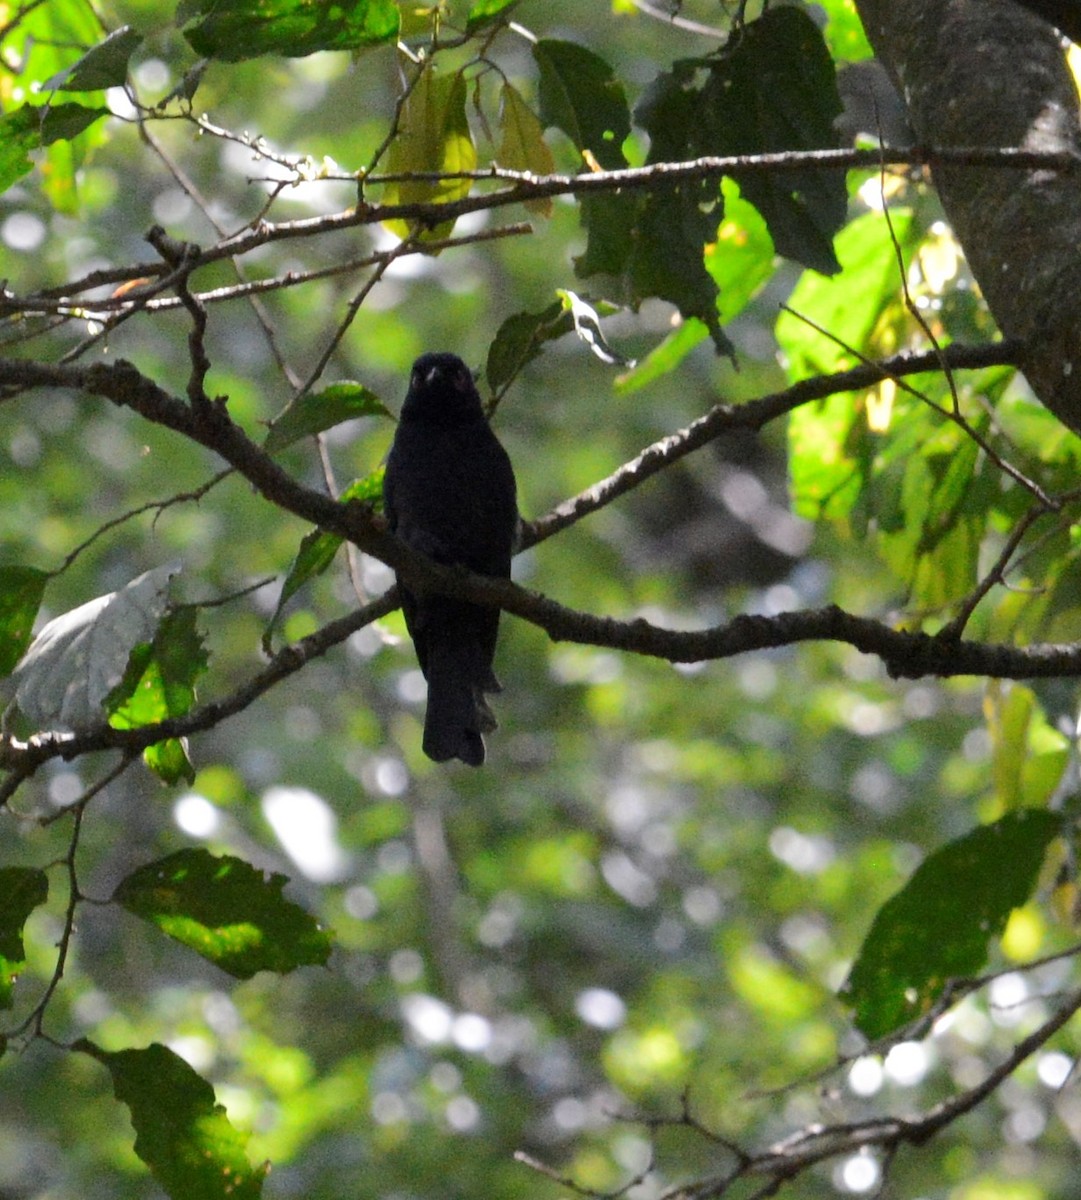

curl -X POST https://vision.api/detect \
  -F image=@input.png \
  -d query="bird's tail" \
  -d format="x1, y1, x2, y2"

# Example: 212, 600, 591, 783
422, 645, 501, 767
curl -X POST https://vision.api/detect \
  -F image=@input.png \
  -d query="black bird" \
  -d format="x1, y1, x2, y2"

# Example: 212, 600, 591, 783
383, 352, 518, 765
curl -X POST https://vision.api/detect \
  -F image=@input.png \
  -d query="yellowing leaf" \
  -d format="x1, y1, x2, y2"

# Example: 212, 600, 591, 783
497, 83, 554, 215
382, 66, 476, 242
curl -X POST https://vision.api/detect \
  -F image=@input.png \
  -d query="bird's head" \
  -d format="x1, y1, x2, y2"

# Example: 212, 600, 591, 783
401, 352, 484, 424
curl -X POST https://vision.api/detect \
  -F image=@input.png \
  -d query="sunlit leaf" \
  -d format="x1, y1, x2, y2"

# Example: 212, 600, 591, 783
841, 810, 1061, 1038
466, 0, 519, 33
497, 83, 555, 215
76, 1040, 267, 1199
183, 0, 399, 60
709, 178, 778, 323
114, 848, 331, 979
382, 66, 476, 242
107, 607, 209, 786
787, 391, 870, 521
0, 868, 48, 1010
0, 0, 110, 209
776, 210, 914, 378
987, 683, 1070, 813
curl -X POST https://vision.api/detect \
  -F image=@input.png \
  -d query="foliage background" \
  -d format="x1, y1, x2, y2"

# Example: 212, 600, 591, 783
1, 1, 1080, 1198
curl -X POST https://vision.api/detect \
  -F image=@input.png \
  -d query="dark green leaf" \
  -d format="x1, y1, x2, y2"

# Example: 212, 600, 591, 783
45, 26, 142, 91
628, 64, 730, 353
574, 191, 638, 278
264, 382, 391, 454
628, 189, 732, 357
533, 39, 630, 170
486, 301, 573, 393
0, 566, 48, 678
841, 810, 1061, 1038
39, 103, 111, 145
466, 0, 519, 33
114, 848, 331, 979
183, 0, 399, 61
700, 7, 846, 274
76, 1040, 266, 1199
0, 868, 49, 1010
533, 39, 633, 277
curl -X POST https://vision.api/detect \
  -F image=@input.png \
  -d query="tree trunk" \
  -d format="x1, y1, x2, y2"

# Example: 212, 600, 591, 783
856, 0, 1081, 432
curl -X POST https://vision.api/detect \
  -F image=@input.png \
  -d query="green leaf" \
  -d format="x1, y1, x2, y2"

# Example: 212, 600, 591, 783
114, 848, 331, 979
0, 868, 49, 1010
108, 608, 208, 730
264, 382, 391, 454
700, 7, 846, 274
45, 26, 142, 91
614, 318, 709, 396
866, 402, 996, 607
107, 608, 208, 785
777, 208, 912, 377
262, 470, 384, 651
988, 684, 1070, 812
382, 66, 476, 242
0, 103, 108, 196
533, 39, 633, 277
533, 40, 629, 170
183, 0, 399, 60
39, 103, 110, 144
629, 63, 730, 354
708, 178, 778, 324
840, 810, 1062, 1038
142, 738, 196, 787
466, 0, 519, 33
787, 391, 870, 521
781, 211, 916, 523
497, 83, 555, 215
628, 187, 732, 357
0, 566, 48, 678
76, 1040, 266, 1199
0, 0, 110, 210
486, 300, 573, 393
